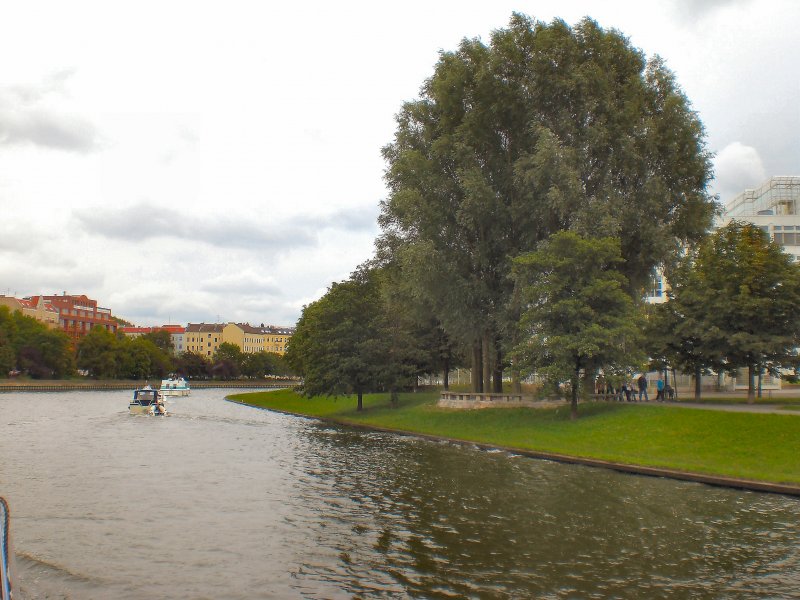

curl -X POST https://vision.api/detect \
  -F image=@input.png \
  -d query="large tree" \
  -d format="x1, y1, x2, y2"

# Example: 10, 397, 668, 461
514, 232, 643, 419
675, 222, 800, 401
379, 14, 715, 393
0, 306, 74, 379
287, 268, 385, 410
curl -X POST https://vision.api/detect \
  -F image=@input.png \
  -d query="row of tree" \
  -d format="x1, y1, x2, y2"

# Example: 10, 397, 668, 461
0, 306, 75, 378
288, 15, 715, 418
287, 15, 800, 418
0, 317, 293, 381
647, 222, 800, 402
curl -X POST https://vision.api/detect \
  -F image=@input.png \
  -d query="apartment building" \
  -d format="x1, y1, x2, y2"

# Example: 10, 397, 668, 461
184, 322, 295, 357
24, 293, 117, 344
0, 295, 60, 328
119, 325, 186, 354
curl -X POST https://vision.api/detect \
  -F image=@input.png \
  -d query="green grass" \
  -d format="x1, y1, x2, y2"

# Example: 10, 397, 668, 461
678, 395, 800, 405
229, 389, 800, 486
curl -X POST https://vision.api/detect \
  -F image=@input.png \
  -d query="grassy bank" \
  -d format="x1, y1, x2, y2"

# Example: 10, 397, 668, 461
230, 389, 800, 486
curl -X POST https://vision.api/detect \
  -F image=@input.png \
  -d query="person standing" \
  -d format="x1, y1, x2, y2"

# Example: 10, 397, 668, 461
656, 377, 665, 401
637, 373, 649, 402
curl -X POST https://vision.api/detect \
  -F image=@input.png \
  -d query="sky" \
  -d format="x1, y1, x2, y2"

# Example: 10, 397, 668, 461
0, 0, 797, 327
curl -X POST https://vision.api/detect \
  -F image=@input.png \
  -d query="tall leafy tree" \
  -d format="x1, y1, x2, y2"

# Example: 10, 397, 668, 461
77, 327, 123, 378
175, 351, 211, 379
514, 232, 643, 419
142, 329, 173, 353
211, 342, 244, 379
677, 222, 800, 401
379, 14, 714, 393
0, 307, 74, 379
287, 267, 395, 411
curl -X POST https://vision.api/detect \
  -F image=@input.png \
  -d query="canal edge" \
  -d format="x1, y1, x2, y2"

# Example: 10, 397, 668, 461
225, 398, 800, 498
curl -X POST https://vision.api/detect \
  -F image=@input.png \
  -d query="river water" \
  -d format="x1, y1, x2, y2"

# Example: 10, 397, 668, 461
0, 389, 797, 599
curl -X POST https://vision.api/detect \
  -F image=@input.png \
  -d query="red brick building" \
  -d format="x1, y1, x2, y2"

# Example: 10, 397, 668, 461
26, 293, 118, 345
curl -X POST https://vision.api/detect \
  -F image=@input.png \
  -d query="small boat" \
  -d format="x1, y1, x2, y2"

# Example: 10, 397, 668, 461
129, 386, 168, 416
160, 376, 190, 396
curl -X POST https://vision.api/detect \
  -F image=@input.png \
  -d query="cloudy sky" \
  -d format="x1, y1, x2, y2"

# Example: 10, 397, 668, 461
0, 0, 797, 327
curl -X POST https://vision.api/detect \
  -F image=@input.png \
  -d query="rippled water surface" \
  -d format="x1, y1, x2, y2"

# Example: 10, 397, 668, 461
0, 389, 798, 599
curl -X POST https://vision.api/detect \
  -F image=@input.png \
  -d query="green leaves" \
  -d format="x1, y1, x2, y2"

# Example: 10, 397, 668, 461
379, 14, 714, 389
661, 221, 800, 398
514, 232, 643, 414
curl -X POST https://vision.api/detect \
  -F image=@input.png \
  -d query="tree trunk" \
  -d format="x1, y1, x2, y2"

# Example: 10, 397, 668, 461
492, 337, 503, 393
747, 364, 755, 404
757, 366, 763, 398
571, 363, 579, 420
511, 367, 522, 394
581, 369, 593, 401
482, 332, 492, 396
443, 356, 450, 391
694, 365, 702, 400
357, 390, 363, 411
472, 343, 482, 393
672, 367, 679, 399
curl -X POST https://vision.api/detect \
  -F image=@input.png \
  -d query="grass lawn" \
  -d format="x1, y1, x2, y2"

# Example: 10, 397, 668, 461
229, 389, 800, 486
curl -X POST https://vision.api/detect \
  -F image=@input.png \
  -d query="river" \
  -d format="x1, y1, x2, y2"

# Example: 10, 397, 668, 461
0, 389, 797, 599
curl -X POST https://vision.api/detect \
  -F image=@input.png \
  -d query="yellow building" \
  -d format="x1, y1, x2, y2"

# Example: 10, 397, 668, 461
0, 295, 60, 329
184, 323, 294, 357
185, 323, 226, 357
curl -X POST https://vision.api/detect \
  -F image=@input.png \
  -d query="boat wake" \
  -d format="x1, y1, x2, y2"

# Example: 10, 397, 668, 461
15, 551, 107, 599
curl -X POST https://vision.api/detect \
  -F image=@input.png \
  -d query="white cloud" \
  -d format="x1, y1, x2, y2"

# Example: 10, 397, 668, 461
0, 71, 100, 153
0, 1, 797, 326
712, 142, 767, 202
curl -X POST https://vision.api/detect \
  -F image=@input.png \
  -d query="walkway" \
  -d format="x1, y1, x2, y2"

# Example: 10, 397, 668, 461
657, 400, 800, 415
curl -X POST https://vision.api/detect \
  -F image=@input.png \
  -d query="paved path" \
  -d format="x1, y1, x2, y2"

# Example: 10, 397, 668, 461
641, 400, 800, 415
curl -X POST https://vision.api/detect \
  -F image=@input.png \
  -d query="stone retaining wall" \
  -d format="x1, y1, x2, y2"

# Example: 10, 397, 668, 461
438, 391, 564, 409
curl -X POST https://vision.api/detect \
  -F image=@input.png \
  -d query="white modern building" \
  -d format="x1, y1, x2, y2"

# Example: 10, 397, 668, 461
719, 176, 800, 390
721, 176, 800, 261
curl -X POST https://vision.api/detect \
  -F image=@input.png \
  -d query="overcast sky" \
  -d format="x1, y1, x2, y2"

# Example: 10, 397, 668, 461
1, 0, 797, 327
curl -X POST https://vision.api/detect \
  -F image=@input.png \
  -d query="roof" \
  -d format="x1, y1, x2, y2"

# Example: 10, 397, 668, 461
186, 323, 225, 333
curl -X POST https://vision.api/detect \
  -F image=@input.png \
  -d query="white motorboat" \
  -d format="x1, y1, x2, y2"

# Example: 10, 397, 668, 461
129, 386, 168, 415
160, 376, 190, 396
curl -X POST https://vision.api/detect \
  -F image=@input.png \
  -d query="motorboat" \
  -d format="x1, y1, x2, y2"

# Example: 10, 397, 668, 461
1, 497, 13, 600
160, 376, 190, 396
129, 386, 168, 416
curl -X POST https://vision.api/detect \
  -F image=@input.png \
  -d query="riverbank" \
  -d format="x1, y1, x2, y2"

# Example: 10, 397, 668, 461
0, 379, 297, 392
229, 389, 800, 496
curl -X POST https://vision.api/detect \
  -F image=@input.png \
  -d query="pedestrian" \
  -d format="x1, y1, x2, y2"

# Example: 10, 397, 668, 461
666, 384, 674, 401
637, 373, 648, 402
596, 374, 606, 399
656, 378, 665, 401
625, 381, 634, 402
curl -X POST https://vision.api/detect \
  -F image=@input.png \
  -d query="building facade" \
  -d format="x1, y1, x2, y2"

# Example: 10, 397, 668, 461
24, 293, 117, 345
0, 295, 60, 328
184, 322, 295, 357
721, 176, 800, 262
119, 325, 186, 354
185, 323, 225, 357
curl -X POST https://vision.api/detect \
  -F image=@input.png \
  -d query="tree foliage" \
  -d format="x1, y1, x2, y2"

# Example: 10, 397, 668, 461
0, 306, 75, 379
287, 265, 426, 410
379, 13, 715, 393
514, 232, 643, 418
667, 222, 800, 401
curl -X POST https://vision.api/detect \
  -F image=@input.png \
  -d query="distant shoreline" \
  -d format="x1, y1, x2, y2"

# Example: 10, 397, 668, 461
0, 380, 297, 392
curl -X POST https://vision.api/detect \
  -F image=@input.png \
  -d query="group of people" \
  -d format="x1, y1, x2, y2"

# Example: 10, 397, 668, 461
595, 373, 674, 402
